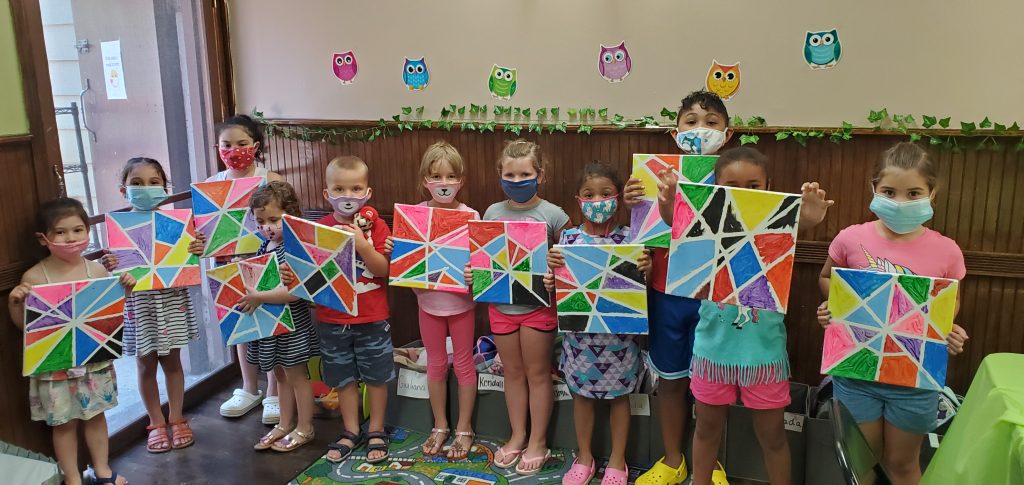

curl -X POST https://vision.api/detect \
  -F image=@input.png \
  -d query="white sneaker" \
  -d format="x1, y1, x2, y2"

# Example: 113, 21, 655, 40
220, 388, 263, 417
262, 396, 281, 425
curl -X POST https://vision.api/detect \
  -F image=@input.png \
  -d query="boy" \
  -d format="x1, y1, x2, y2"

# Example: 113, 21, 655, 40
316, 156, 395, 464
624, 91, 732, 485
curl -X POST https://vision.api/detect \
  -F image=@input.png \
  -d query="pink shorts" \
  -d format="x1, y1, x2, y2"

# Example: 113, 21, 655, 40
690, 373, 791, 410
488, 305, 557, 335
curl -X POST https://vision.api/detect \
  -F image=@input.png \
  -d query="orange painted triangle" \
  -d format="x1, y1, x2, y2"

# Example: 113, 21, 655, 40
712, 267, 733, 302
26, 325, 65, 346
90, 301, 127, 319
927, 325, 943, 340
765, 255, 794, 310
201, 180, 232, 207
154, 243, 172, 264
884, 335, 901, 353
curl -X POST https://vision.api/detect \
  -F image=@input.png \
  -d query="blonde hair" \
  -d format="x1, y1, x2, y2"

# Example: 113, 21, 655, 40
872, 142, 937, 190
419, 141, 465, 198
328, 155, 367, 172
496, 139, 546, 173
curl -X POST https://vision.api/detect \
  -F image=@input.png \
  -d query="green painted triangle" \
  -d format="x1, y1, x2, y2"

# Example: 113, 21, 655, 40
226, 209, 247, 224
681, 183, 715, 211
471, 269, 492, 297
256, 260, 281, 291
680, 155, 717, 183
898, 275, 930, 305
647, 233, 671, 248
322, 260, 340, 280
829, 347, 879, 381
586, 277, 602, 290
513, 258, 530, 272
36, 330, 73, 374
610, 255, 621, 266
208, 216, 241, 253
557, 292, 592, 313
406, 260, 427, 278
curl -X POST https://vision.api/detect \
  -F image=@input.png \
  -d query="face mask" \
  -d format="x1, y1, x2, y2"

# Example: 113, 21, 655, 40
501, 178, 538, 204
577, 194, 618, 224
258, 222, 283, 242
327, 189, 371, 218
125, 185, 169, 211
869, 194, 934, 234
41, 235, 89, 263
425, 181, 462, 204
675, 127, 727, 155
219, 146, 258, 171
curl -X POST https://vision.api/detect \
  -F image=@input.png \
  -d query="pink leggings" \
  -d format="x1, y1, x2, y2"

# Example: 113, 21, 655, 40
419, 307, 477, 385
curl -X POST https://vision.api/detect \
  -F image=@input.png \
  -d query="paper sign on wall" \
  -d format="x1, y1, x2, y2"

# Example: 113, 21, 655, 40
101, 40, 127, 100
396, 368, 430, 399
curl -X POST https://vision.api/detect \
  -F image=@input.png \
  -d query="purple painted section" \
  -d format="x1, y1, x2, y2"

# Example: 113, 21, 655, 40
895, 335, 923, 361
24, 294, 51, 314
26, 314, 68, 331
603, 273, 637, 290
738, 276, 777, 312
56, 297, 73, 318
207, 278, 222, 300
243, 211, 259, 233
126, 225, 153, 258
851, 326, 877, 343
337, 240, 354, 278
111, 249, 147, 269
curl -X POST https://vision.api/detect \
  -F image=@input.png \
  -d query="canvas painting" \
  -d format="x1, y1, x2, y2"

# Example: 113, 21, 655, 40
666, 182, 801, 313
389, 204, 475, 293
22, 277, 125, 376
822, 268, 958, 391
281, 214, 357, 315
191, 176, 265, 257
629, 154, 717, 247
554, 244, 648, 334
105, 210, 201, 291
469, 220, 548, 306
206, 253, 295, 346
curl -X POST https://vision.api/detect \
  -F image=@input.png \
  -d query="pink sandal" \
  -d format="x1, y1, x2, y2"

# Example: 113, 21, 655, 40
515, 448, 551, 476
600, 464, 629, 485
562, 457, 596, 485
493, 445, 524, 469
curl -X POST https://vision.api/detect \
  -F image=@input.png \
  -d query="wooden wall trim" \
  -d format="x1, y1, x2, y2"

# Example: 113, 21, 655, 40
0, 134, 33, 145
795, 241, 1024, 279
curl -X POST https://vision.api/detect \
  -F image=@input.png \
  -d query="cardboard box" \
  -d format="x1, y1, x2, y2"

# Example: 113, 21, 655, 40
724, 382, 809, 485
385, 341, 435, 433
803, 385, 846, 485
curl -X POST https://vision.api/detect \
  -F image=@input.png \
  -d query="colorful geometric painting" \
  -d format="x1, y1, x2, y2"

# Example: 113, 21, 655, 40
554, 244, 648, 334
629, 154, 717, 247
822, 268, 958, 391
281, 214, 357, 315
666, 182, 801, 313
469, 220, 549, 306
206, 253, 294, 346
22, 277, 125, 376
105, 210, 201, 291
191, 176, 265, 257
389, 204, 475, 293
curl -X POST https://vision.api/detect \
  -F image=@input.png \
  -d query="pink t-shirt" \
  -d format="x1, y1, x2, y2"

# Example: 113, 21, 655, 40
828, 221, 966, 280
412, 201, 480, 316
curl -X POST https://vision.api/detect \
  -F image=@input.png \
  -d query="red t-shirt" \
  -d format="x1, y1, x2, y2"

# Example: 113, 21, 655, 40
314, 211, 391, 324
649, 248, 669, 293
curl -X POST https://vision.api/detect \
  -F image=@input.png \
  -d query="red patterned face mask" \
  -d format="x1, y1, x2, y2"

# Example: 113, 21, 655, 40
219, 146, 257, 170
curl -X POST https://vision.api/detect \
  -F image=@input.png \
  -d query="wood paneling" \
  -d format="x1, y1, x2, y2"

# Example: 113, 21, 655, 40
262, 123, 1024, 394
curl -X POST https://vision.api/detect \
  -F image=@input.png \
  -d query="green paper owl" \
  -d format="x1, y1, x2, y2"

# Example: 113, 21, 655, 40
488, 64, 517, 99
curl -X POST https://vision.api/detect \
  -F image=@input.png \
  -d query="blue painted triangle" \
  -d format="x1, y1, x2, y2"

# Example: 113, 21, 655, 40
108, 211, 152, 229
219, 311, 241, 345
484, 237, 505, 258
565, 257, 603, 289
477, 273, 510, 304
154, 212, 185, 244
155, 267, 181, 287
586, 316, 609, 333
867, 334, 884, 352
190, 190, 219, 215
601, 315, 648, 334
282, 224, 305, 257
255, 306, 281, 337
866, 285, 892, 322
391, 239, 421, 261
595, 296, 642, 315
74, 328, 101, 365
839, 269, 893, 299
315, 285, 348, 313
845, 306, 882, 327
437, 247, 470, 268
75, 279, 117, 315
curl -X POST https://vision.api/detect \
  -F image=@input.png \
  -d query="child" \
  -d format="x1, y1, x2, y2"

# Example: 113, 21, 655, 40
240, 181, 320, 452
463, 139, 571, 475
8, 197, 133, 485
315, 156, 395, 464
817, 142, 967, 485
384, 141, 480, 460
544, 161, 650, 485
200, 114, 284, 423
657, 147, 832, 485
104, 157, 198, 453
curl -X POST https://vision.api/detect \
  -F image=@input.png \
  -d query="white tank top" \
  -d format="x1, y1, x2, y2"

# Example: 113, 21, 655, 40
213, 166, 268, 181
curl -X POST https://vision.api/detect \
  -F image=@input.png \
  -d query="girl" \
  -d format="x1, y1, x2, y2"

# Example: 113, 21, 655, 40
103, 157, 199, 453
463, 139, 571, 475
384, 141, 480, 460
817, 142, 967, 485
8, 197, 134, 485
242, 181, 320, 452
544, 161, 650, 485
656, 147, 833, 485
201, 114, 284, 424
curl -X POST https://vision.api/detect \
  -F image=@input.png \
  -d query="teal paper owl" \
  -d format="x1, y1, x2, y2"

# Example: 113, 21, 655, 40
804, 29, 841, 69
488, 64, 517, 99
403, 57, 429, 90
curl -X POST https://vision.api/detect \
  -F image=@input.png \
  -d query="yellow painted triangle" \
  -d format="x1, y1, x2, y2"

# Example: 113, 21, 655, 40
929, 282, 958, 335
513, 271, 533, 288
164, 236, 194, 265
495, 248, 509, 268
136, 274, 154, 290
604, 290, 647, 311
236, 234, 263, 254
207, 263, 238, 281
24, 327, 70, 374
828, 275, 860, 319
732, 189, 786, 229
317, 226, 345, 249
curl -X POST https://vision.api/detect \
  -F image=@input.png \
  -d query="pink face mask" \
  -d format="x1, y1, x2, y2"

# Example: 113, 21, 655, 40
219, 145, 258, 171
424, 181, 462, 204
40, 235, 89, 263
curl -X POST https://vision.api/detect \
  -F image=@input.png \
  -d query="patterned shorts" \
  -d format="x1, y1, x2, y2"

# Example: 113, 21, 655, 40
29, 364, 118, 426
560, 333, 641, 399
318, 320, 395, 388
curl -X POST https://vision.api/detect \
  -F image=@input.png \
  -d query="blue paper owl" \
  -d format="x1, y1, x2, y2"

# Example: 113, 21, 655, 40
403, 57, 429, 90
804, 30, 841, 69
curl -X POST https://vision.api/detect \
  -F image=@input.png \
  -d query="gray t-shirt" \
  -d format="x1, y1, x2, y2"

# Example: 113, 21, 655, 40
483, 199, 570, 315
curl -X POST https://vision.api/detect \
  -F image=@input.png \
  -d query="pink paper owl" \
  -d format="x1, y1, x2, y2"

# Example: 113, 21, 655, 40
598, 41, 631, 82
332, 51, 358, 84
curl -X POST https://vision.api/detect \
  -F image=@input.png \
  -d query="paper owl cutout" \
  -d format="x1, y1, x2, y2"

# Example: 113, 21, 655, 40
705, 60, 740, 101
804, 29, 842, 69
488, 64, 517, 99
332, 51, 358, 84
598, 41, 632, 82
403, 57, 429, 90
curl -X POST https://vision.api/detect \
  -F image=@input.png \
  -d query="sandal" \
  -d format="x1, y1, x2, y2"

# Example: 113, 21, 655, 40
271, 429, 315, 452
365, 430, 390, 464
326, 429, 364, 463
422, 428, 449, 455
562, 457, 596, 485
493, 445, 524, 469
515, 448, 551, 476
168, 419, 195, 449
84, 467, 128, 485
446, 431, 475, 461
145, 424, 171, 453
254, 425, 291, 451
600, 464, 629, 485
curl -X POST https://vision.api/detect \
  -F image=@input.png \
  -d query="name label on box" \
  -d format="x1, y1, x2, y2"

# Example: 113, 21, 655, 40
396, 368, 429, 399
554, 383, 573, 401
784, 412, 805, 432
629, 394, 651, 416
478, 373, 505, 392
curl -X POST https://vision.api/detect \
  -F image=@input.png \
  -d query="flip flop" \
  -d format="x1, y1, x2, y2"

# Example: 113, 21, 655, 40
326, 429, 364, 463
365, 430, 391, 464
493, 445, 524, 469
515, 448, 551, 476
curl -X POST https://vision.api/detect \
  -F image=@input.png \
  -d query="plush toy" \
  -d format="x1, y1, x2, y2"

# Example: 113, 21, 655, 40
353, 206, 378, 245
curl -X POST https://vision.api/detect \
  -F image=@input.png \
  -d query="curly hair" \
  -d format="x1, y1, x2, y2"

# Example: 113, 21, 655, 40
249, 181, 302, 217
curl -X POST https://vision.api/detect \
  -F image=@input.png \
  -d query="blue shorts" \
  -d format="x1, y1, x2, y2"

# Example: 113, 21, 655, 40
833, 377, 938, 434
644, 290, 701, 380
318, 320, 395, 388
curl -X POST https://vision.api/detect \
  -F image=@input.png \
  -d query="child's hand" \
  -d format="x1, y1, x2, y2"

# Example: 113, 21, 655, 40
384, 236, 394, 256
623, 177, 646, 209
946, 324, 969, 355
463, 262, 473, 288
8, 282, 32, 307
817, 301, 831, 328
99, 251, 119, 272
236, 285, 263, 314
280, 263, 296, 287
637, 249, 652, 274
188, 232, 207, 256
546, 247, 564, 269
799, 182, 835, 228
118, 273, 137, 291
656, 169, 679, 203
339, 223, 370, 251
543, 272, 555, 293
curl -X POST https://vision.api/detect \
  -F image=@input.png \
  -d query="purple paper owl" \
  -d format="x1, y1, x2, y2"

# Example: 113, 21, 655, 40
332, 51, 358, 84
598, 41, 631, 82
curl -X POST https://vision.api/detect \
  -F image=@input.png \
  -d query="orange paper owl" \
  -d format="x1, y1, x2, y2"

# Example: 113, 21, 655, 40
705, 60, 740, 101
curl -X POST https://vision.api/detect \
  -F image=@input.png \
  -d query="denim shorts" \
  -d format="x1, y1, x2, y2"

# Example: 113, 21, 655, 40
318, 320, 395, 388
833, 376, 938, 434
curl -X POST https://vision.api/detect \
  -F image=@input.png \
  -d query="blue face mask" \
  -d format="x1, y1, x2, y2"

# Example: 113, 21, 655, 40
125, 185, 169, 211
577, 194, 618, 224
869, 194, 933, 234
501, 178, 538, 203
